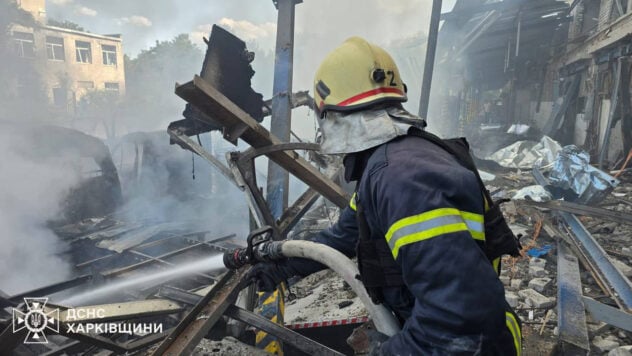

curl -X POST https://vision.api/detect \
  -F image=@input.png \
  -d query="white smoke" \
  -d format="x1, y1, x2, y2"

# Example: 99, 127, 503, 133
0, 131, 80, 295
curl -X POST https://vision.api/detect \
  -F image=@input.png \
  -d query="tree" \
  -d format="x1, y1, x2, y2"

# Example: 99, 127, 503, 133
120, 34, 203, 132
77, 90, 122, 140
0, 1, 51, 121
47, 19, 86, 32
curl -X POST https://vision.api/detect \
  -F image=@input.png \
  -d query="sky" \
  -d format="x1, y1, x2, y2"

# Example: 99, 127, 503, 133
45, 0, 457, 56
44, 0, 457, 131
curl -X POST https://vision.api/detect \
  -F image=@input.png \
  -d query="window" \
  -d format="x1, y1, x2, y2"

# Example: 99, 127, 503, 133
75, 40, 92, 63
46, 36, 65, 61
101, 44, 117, 66
77, 81, 94, 89
52, 87, 67, 107
104, 82, 119, 92
12, 31, 35, 58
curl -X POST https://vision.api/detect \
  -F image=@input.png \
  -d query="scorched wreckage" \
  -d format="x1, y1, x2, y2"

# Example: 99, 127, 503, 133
1, 0, 632, 355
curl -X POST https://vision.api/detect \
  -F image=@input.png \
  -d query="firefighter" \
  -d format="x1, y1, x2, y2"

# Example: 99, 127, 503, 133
247, 37, 522, 355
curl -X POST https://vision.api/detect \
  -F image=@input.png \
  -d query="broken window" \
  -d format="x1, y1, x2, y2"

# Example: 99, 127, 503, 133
104, 82, 119, 92
46, 36, 65, 61
102, 44, 117, 66
12, 31, 35, 58
75, 40, 92, 63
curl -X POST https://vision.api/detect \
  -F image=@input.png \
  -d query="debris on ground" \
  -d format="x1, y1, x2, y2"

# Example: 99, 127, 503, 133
193, 337, 268, 356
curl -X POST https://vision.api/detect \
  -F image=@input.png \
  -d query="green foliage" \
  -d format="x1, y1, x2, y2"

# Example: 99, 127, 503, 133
0, 0, 50, 121
78, 90, 121, 139
47, 19, 86, 32
121, 34, 203, 131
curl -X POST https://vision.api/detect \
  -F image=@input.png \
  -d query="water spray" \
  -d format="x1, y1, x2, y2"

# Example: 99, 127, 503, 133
60, 253, 227, 306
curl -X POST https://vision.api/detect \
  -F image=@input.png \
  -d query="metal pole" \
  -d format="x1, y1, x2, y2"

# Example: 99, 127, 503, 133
267, 0, 301, 222
418, 0, 443, 120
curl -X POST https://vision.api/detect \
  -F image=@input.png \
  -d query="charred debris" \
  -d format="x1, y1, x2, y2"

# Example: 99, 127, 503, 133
1, 0, 632, 355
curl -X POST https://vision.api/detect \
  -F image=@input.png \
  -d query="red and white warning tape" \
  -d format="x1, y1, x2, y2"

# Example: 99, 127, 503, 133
285, 316, 370, 330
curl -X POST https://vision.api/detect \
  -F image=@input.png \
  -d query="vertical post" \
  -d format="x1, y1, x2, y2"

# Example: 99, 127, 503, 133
599, 57, 622, 169
267, 0, 300, 224
418, 0, 442, 120
257, 2, 301, 355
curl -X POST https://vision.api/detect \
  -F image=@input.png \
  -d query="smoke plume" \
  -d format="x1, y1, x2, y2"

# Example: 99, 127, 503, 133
0, 129, 79, 295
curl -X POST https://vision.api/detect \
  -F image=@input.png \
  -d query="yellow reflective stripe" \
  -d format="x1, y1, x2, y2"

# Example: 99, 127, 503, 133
492, 257, 501, 275
470, 230, 486, 241
461, 210, 484, 223
385, 208, 485, 258
349, 192, 357, 211
391, 223, 469, 259
506, 312, 522, 356
386, 208, 461, 241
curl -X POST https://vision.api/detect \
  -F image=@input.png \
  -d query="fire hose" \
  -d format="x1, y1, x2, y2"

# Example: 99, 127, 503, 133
223, 226, 401, 336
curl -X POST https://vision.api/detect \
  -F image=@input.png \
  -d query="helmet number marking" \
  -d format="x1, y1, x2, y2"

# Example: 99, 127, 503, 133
387, 71, 397, 87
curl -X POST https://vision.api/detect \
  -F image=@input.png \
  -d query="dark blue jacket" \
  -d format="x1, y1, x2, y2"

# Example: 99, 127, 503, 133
289, 134, 507, 354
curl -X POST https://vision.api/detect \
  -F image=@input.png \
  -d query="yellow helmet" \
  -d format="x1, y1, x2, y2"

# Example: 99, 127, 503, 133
314, 37, 407, 115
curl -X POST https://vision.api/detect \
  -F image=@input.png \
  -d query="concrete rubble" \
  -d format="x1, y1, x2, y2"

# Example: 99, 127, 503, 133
276, 153, 632, 355
193, 337, 268, 356
492, 166, 632, 355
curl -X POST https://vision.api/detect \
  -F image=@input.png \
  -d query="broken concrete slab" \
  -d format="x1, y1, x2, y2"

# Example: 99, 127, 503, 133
593, 335, 621, 353
611, 258, 632, 277
506, 291, 519, 308
609, 346, 632, 356
528, 277, 552, 293
519, 288, 555, 308
193, 337, 268, 356
529, 257, 547, 269
529, 265, 547, 277
511, 279, 523, 290
500, 275, 510, 286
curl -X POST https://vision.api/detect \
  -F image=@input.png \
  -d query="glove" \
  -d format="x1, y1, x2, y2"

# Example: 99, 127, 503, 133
348, 323, 389, 355
245, 261, 297, 292
366, 330, 389, 356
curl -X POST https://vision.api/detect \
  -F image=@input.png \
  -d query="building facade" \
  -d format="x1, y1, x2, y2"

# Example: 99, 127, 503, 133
12, 0, 125, 114
433, 0, 631, 169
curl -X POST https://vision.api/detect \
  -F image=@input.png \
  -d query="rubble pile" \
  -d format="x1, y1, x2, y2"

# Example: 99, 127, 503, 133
493, 168, 632, 355
279, 151, 632, 355
285, 268, 366, 324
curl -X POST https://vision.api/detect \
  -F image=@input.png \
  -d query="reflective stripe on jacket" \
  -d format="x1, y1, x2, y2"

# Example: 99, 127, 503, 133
294, 134, 510, 354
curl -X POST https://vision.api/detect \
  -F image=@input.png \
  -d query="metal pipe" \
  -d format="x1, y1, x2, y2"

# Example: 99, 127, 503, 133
533, 167, 632, 310
277, 240, 401, 336
267, 0, 300, 221
515, 11, 522, 57
418, 0, 442, 120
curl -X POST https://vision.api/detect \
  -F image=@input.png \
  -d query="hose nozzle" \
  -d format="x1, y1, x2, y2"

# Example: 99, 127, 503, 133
223, 226, 283, 270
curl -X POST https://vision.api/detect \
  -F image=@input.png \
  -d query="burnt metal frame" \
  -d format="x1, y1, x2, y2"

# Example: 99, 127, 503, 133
533, 166, 632, 311
557, 240, 590, 354
155, 284, 343, 355
534, 167, 632, 352
152, 269, 248, 355
518, 199, 632, 225
583, 296, 632, 332
0, 233, 238, 354
170, 126, 331, 240
174, 75, 349, 208
228, 142, 324, 239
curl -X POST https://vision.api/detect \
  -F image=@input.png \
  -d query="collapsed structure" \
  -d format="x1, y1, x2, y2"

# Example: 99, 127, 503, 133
433, 0, 632, 170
